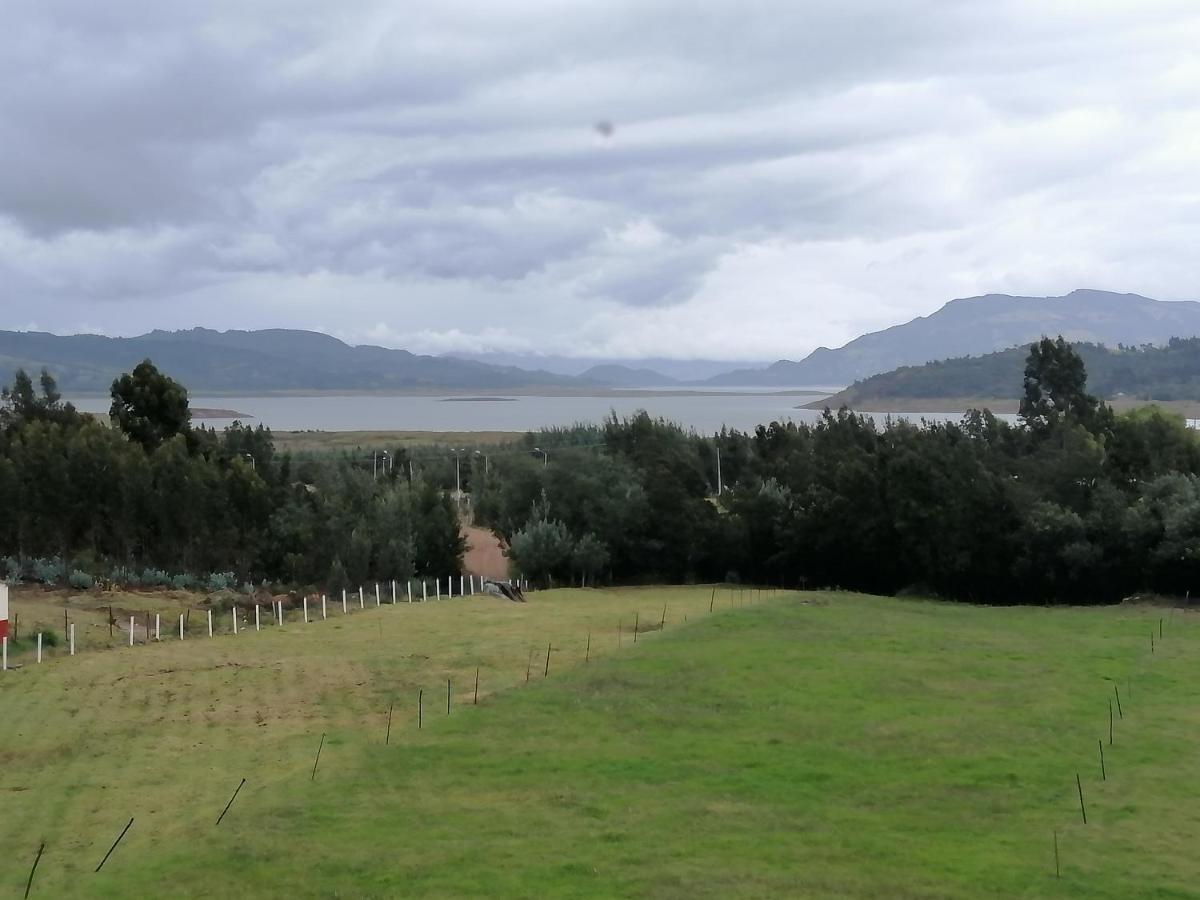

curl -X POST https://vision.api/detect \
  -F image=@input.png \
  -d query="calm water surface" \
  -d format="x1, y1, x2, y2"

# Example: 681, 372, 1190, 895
69, 392, 1000, 433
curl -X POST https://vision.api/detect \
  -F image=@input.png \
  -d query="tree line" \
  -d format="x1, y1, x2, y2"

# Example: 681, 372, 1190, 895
484, 337, 1200, 603
4, 338, 1200, 604
0, 361, 464, 592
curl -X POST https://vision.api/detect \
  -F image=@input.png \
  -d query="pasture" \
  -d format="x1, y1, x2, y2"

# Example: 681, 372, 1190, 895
1, 587, 1197, 898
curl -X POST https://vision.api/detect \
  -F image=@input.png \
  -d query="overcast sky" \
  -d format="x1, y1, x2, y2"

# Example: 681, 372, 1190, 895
2, 1, 1199, 361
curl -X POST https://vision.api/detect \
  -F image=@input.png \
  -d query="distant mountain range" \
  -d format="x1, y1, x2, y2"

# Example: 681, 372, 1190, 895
445, 352, 750, 382
0, 328, 586, 393
3, 289, 1199, 394
704, 290, 1200, 386
577, 364, 681, 387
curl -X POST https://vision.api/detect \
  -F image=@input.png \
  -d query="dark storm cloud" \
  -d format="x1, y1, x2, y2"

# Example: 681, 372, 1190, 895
1, 0, 1199, 359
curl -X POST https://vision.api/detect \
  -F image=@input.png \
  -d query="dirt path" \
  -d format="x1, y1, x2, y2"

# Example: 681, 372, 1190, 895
462, 525, 509, 579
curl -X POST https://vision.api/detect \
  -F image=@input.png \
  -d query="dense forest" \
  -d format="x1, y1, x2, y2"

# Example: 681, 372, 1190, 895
832, 337, 1200, 404
4, 337, 1200, 604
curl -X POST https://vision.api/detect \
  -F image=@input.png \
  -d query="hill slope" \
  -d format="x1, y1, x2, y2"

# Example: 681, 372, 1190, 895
707, 289, 1200, 386
0, 327, 584, 392
2, 587, 1195, 898
823, 337, 1200, 408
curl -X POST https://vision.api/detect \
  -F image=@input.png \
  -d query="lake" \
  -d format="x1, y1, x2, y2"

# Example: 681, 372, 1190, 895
68, 391, 996, 433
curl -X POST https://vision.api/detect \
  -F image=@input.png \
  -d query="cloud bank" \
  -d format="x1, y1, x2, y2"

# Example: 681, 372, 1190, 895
2, 0, 1199, 360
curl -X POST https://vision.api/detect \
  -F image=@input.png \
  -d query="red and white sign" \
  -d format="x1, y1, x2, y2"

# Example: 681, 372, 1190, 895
0, 583, 8, 641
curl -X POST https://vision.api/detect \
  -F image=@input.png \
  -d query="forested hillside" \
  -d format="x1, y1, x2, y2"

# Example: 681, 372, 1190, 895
828, 337, 1200, 406
5, 339, 1200, 605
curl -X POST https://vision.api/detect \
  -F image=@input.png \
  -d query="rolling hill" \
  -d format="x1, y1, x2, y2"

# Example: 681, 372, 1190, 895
818, 337, 1200, 409
1, 586, 1193, 897
577, 363, 679, 386
706, 290, 1200, 387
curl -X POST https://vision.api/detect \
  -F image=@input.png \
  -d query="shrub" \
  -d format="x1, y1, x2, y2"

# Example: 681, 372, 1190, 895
139, 568, 172, 588
40, 629, 59, 647
206, 571, 235, 593
31, 557, 65, 585
68, 570, 94, 590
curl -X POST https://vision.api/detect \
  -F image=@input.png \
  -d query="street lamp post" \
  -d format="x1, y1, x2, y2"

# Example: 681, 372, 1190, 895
533, 447, 548, 467
373, 450, 390, 480
451, 448, 467, 498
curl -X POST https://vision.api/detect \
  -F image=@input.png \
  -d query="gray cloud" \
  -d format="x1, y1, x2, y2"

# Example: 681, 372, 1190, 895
1, 0, 1199, 359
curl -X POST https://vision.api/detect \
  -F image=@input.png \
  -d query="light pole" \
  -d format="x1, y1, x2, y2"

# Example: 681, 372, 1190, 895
243, 452, 255, 471
373, 450, 390, 480
451, 448, 467, 498
533, 447, 548, 468
474, 449, 489, 475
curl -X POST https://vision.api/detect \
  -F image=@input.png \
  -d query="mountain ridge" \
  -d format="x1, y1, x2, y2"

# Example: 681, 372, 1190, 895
704, 290, 1200, 386
0, 328, 587, 393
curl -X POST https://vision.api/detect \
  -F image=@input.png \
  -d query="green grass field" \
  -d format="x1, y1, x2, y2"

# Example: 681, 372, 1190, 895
1, 587, 1197, 898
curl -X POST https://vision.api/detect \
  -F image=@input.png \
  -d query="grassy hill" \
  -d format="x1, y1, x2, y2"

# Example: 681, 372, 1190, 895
1, 587, 1196, 897
819, 337, 1200, 410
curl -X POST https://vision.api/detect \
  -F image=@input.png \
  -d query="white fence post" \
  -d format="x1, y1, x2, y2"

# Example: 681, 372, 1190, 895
37, 632, 42, 663
375, 583, 381, 606
155, 614, 161, 641
436, 579, 441, 601
233, 606, 239, 635
129, 617, 135, 646
342, 590, 348, 614
208, 610, 213, 637
304, 597, 309, 623
407, 582, 413, 603
422, 581, 427, 602
277, 601, 283, 626
255, 605, 261, 631
179, 614, 185, 640
460, 575, 465, 596
322, 595, 328, 619
391, 580, 396, 604
69, 622, 76, 655
359, 586, 365, 609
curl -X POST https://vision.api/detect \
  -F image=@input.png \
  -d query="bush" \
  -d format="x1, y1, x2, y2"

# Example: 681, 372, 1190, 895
31, 557, 65, 585
40, 629, 59, 647
206, 571, 235, 593
68, 570, 94, 590
139, 568, 172, 588
3, 556, 19, 584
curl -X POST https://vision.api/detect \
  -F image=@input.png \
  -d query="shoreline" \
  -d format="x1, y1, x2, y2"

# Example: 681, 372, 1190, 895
64, 386, 835, 400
